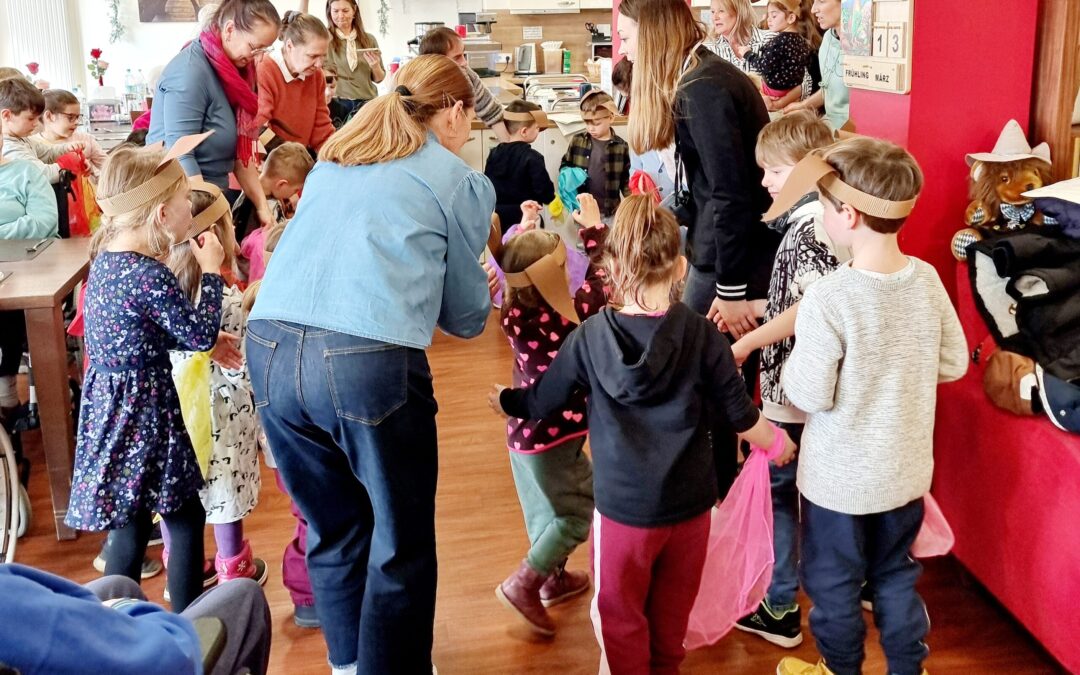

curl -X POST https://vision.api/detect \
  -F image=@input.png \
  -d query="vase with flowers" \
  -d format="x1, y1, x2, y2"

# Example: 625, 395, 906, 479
87, 49, 109, 87
25, 62, 39, 80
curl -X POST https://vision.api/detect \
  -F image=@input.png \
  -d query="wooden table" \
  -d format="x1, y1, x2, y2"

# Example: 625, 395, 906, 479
0, 238, 90, 540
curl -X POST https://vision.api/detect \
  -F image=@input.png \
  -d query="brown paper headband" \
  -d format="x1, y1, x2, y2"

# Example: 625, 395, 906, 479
762, 153, 918, 222
504, 238, 581, 325
97, 131, 215, 218
580, 89, 619, 117
502, 109, 553, 130
183, 178, 231, 242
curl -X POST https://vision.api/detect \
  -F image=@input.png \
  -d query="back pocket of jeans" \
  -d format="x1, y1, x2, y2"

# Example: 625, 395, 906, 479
325, 344, 407, 425
245, 331, 277, 408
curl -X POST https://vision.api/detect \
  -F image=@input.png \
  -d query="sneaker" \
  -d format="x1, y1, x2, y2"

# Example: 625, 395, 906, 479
163, 559, 218, 601
735, 600, 803, 648
860, 583, 874, 612
147, 522, 164, 547
293, 604, 320, 629
92, 546, 163, 579
214, 539, 269, 586
777, 658, 834, 675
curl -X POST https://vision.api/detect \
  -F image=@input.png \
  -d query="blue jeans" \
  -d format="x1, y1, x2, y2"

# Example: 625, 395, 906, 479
246, 320, 438, 674
800, 496, 929, 675
766, 422, 802, 609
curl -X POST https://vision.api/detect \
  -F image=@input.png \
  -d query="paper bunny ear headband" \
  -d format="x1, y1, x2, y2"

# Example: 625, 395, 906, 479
181, 178, 231, 243
97, 131, 214, 218
504, 236, 581, 325
502, 108, 553, 130
762, 152, 918, 222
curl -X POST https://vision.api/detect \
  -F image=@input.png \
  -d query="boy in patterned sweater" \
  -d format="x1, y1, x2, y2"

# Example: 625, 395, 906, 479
729, 110, 841, 648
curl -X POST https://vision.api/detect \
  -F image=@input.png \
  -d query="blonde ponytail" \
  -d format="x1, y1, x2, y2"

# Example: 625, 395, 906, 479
318, 54, 474, 166
603, 195, 683, 311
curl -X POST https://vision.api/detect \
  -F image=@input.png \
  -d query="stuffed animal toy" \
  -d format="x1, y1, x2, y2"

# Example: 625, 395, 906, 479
964, 119, 1054, 233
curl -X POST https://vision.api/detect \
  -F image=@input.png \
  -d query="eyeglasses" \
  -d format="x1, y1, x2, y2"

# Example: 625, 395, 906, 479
248, 43, 272, 56
58, 113, 85, 124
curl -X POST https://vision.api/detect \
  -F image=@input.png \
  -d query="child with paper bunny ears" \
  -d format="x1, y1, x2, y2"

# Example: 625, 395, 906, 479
491, 193, 609, 637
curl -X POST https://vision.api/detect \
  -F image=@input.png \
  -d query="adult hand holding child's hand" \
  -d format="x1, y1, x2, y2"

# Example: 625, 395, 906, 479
773, 429, 798, 467
210, 332, 244, 370
488, 384, 509, 418
192, 232, 225, 274
572, 194, 602, 228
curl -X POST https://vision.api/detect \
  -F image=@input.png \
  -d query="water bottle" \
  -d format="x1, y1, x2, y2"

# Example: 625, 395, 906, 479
124, 69, 135, 96
136, 69, 147, 99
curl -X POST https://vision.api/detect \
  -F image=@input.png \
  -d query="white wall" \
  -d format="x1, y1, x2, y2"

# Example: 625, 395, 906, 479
0, 0, 460, 92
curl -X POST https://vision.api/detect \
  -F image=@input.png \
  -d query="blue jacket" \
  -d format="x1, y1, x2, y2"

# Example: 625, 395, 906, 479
148, 38, 238, 188
0, 564, 202, 674
250, 135, 496, 349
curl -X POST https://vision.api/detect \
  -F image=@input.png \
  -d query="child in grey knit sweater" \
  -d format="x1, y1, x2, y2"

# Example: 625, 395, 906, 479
776, 137, 967, 675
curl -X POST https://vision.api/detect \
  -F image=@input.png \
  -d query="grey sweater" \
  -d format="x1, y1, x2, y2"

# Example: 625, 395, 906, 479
781, 258, 968, 515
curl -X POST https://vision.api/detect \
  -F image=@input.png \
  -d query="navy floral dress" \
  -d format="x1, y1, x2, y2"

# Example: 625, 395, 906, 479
66, 251, 223, 531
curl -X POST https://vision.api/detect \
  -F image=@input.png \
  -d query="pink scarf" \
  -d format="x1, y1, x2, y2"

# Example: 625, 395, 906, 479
199, 29, 260, 166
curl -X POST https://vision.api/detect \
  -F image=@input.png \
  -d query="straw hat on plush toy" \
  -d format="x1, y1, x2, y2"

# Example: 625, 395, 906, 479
966, 119, 1051, 166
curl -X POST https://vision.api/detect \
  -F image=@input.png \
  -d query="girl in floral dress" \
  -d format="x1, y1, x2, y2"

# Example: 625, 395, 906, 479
165, 180, 267, 590
66, 141, 226, 612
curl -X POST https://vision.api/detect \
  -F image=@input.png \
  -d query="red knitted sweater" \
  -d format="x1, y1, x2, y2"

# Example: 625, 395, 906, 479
255, 55, 334, 151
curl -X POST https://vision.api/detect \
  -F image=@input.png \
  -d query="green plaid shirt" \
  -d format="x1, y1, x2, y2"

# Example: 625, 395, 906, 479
561, 131, 631, 216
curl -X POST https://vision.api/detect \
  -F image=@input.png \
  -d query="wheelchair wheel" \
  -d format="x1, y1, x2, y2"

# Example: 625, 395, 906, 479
1, 426, 20, 562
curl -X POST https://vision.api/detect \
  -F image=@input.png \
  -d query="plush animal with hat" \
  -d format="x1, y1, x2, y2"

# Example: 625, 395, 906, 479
963, 119, 1054, 234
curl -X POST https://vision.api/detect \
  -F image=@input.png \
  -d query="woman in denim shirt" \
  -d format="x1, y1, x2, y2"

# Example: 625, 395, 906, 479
246, 54, 494, 675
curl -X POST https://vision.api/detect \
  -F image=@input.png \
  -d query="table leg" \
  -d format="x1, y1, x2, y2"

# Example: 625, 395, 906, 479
26, 305, 77, 541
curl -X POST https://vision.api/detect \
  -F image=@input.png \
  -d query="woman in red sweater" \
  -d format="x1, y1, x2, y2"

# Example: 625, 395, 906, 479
256, 11, 334, 155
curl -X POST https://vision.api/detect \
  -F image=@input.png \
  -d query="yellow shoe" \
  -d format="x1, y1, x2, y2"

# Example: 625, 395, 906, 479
776, 659, 834, 675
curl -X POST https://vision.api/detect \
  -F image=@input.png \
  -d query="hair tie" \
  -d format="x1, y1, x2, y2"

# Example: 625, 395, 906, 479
283, 10, 297, 23
395, 85, 412, 97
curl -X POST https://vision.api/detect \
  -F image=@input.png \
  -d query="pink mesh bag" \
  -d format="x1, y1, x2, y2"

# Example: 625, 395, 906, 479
684, 425, 785, 650
911, 492, 954, 558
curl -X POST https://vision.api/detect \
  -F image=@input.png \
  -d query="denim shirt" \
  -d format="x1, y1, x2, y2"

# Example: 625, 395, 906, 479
148, 39, 239, 188
249, 134, 496, 349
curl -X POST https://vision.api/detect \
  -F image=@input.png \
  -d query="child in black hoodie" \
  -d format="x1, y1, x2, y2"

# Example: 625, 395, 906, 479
485, 100, 556, 232
490, 195, 796, 673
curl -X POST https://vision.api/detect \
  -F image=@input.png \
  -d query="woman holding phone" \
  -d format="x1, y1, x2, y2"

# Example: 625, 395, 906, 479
324, 0, 384, 125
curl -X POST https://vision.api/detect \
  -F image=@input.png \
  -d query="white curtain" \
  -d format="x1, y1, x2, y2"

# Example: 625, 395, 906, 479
4, 0, 77, 90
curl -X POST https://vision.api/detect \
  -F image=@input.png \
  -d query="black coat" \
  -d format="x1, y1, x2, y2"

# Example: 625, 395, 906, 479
675, 48, 778, 301
484, 141, 555, 233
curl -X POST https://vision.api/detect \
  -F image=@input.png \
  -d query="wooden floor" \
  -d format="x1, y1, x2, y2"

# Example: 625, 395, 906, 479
11, 313, 1065, 674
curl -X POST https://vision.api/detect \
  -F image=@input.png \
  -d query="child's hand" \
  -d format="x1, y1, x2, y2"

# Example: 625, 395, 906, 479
750, 299, 768, 318
735, 44, 750, 58
482, 260, 500, 303
488, 384, 509, 418
782, 100, 806, 115
731, 338, 751, 367
519, 201, 542, 231
572, 194, 602, 228
192, 232, 225, 274
210, 332, 244, 370
772, 429, 798, 467
66, 141, 87, 154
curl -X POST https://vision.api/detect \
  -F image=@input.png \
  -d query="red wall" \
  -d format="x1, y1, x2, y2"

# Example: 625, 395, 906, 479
850, 1, 1040, 295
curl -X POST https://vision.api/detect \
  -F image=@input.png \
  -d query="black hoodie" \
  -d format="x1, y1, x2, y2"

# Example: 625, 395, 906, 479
501, 302, 761, 527
484, 141, 556, 232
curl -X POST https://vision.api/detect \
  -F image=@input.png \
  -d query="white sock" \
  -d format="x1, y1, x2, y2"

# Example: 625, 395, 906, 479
330, 664, 357, 675
0, 375, 17, 408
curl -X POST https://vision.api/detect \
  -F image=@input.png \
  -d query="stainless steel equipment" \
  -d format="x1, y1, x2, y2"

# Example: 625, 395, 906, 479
458, 12, 497, 37
523, 74, 590, 112
414, 21, 445, 40
515, 43, 541, 76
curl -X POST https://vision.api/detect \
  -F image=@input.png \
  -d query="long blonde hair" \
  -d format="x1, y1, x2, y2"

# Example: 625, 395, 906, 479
318, 54, 473, 166
712, 0, 756, 48
620, 0, 706, 153
90, 146, 187, 260
167, 189, 238, 302
603, 195, 683, 311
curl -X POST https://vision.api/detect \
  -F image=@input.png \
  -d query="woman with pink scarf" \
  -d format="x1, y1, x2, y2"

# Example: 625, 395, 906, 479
149, 0, 280, 229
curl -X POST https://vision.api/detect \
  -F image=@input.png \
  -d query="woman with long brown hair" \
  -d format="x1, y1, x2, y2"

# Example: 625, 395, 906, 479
324, 0, 384, 125
617, 0, 778, 503
245, 54, 494, 675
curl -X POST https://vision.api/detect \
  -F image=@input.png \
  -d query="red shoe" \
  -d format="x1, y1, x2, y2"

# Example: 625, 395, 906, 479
539, 567, 590, 607
495, 560, 556, 636
214, 539, 268, 585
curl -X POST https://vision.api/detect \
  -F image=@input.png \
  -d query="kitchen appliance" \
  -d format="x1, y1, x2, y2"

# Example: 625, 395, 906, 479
414, 21, 445, 40
515, 43, 542, 75
524, 74, 590, 112
463, 36, 505, 78
458, 12, 497, 37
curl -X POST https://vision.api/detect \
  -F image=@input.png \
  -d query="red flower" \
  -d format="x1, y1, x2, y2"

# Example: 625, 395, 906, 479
26, 62, 39, 75
90, 48, 103, 59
